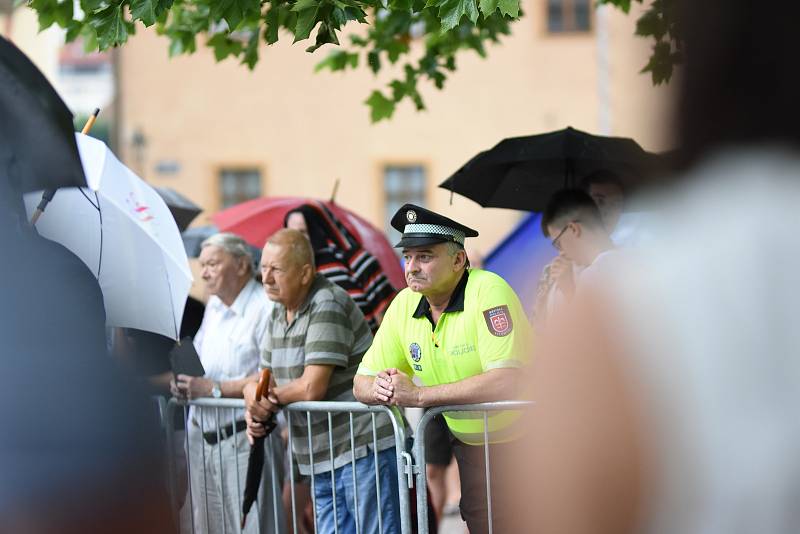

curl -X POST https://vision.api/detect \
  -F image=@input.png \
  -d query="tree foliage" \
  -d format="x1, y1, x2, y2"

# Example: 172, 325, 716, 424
599, 0, 681, 84
25, 0, 681, 121
25, 0, 518, 121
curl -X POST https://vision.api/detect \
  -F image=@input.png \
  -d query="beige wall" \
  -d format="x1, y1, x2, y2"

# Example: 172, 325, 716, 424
0, 9, 63, 80
117, 0, 673, 255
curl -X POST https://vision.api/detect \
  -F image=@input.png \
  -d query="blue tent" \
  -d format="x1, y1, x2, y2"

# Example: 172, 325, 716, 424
484, 213, 555, 318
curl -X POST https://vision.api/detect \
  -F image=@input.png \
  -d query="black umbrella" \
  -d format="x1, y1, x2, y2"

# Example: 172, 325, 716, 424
439, 126, 665, 212
0, 36, 85, 193
242, 368, 278, 529
155, 187, 202, 231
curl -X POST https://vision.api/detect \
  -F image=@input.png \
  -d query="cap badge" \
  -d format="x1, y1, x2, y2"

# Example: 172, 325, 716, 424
406, 210, 417, 223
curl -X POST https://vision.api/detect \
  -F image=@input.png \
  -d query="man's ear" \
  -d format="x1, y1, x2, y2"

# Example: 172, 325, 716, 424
236, 256, 250, 276
454, 249, 467, 271
301, 264, 314, 284
572, 222, 583, 238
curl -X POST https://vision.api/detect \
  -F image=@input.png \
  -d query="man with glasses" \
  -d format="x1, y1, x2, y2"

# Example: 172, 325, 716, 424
534, 189, 618, 323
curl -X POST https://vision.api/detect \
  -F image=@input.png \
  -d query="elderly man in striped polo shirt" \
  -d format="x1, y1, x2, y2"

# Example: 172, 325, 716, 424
244, 229, 401, 534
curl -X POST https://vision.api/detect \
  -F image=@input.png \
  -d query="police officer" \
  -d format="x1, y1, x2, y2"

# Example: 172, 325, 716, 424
353, 204, 531, 534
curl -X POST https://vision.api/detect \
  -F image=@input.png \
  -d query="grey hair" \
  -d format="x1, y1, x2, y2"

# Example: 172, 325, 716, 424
201, 232, 253, 273
444, 240, 470, 268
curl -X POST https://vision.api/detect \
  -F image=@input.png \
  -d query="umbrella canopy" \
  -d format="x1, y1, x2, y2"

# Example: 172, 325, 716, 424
0, 36, 85, 192
24, 133, 193, 340
155, 186, 202, 231
212, 197, 405, 289
440, 126, 664, 212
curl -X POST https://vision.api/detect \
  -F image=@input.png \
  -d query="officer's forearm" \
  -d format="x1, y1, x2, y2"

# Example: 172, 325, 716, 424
418, 368, 520, 407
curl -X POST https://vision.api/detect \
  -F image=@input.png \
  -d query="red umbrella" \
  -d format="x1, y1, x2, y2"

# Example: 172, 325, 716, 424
213, 197, 405, 289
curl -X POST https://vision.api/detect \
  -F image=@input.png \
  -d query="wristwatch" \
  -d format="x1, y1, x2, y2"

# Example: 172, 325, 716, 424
211, 382, 222, 398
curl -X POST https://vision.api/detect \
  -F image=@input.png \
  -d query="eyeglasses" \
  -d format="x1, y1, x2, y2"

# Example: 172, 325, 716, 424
551, 221, 577, 250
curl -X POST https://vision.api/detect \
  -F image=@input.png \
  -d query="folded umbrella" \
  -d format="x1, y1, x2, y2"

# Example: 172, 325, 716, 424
440, 126, 666, 212
24, 133, 193, 339
242, 368, 278, 529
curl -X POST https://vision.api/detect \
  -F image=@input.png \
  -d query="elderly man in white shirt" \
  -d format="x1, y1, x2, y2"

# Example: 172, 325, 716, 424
172, 233, 286, 534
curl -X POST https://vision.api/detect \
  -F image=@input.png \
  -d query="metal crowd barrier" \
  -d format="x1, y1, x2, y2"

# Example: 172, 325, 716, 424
161, 398, 412, 534
411, 401, 533, 534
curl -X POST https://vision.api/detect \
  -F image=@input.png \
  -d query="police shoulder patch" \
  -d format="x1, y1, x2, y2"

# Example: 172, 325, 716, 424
483, 305, 513, 337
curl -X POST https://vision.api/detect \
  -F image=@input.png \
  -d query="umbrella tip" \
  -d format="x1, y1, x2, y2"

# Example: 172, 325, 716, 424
330, 178, 340, 204
92, 108, 100, 117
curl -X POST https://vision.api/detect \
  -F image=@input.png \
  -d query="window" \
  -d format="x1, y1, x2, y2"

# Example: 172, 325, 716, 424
547, 0, 591, 33
219, 168, 262, 209
383, 165, 426, 241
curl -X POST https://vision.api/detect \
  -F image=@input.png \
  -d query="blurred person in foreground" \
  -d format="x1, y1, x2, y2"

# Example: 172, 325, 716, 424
171, 233, 285, 534
244, 229, 401, 534
354, 204, 531, 534
0, 149, 171, 531
520, 1, 800, 533
285, 201, 396, 333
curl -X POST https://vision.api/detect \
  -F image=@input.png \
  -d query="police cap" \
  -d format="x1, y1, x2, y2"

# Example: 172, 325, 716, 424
390, 204, 479, 248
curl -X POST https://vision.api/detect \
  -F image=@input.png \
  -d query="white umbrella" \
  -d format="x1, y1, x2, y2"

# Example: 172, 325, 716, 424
25, 133, 193, 339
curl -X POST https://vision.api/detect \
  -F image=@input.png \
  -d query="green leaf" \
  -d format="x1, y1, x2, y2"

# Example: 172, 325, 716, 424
365, 90, 395, 122
53, 1, 74, 27
65, 20, 83, 42
314, 49, 358, 71
265, 6, 281, 44
367, 49, 380, 73
292, 0, 319, 12
389, 79, 406, 101
428, 67, 445, 87
89, 4, 129, 49
82, 28, 100, 52
29, 0, 59, 31
207, 33, 243, 61
389, 0, 412, 10
131, 0, 157, 26
242, 29, 260, 69
496, 0, 518, 18
635, 8, 666, 40
80, 0, 108, 13
306, 22, 340, 52
436, 0, 479, 32
293, 5, 320, 41
478, 0, 498, 17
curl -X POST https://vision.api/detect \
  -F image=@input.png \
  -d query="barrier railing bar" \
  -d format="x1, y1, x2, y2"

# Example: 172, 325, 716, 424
215, 407, 227, 534
349, 413, 361, 534
328, 412, 340, 534
287, 412, 298, 534
412, 401, 533, 534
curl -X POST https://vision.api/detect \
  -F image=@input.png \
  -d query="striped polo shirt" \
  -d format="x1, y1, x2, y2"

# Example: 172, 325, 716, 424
260, 274, 396, 475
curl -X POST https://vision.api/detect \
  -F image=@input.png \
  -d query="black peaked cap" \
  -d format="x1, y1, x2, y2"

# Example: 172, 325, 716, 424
390, 203, 479, 248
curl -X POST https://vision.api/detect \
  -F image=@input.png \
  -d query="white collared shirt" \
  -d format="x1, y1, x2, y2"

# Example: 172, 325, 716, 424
191, 278, 273, 429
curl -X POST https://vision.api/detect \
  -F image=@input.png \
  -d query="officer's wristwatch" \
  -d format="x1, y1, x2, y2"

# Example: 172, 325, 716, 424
211, 382, 222, 398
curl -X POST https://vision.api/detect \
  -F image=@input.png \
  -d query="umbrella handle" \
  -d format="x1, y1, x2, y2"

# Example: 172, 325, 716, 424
30, 108, 101, 226
255, 368, 271, 402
